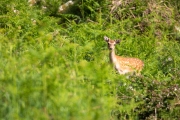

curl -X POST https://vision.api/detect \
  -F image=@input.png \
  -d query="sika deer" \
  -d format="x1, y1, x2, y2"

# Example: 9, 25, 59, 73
104, 36, 144, 75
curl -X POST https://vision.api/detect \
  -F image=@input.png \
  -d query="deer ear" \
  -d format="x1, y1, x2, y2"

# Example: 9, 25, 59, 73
115, 40, 120, 44
104, 36, 109, 42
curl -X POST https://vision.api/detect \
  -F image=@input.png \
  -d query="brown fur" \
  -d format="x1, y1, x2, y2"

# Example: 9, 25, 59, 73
104, 36, 144, 75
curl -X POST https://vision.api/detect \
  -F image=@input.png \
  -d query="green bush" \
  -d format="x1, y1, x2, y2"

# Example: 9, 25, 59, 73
0, 0, 180, 119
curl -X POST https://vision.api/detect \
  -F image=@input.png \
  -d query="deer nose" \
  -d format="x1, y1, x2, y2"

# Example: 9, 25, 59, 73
109, 47, 113, 50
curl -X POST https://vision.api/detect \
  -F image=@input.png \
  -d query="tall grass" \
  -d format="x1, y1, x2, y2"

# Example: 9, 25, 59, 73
0, 0, 180, 119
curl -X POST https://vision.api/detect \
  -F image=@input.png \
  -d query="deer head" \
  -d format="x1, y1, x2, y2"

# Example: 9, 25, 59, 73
104, 36, 120, 50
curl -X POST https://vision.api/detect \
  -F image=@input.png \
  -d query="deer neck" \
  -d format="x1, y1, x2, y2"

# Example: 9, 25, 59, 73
109, 49, 117, 63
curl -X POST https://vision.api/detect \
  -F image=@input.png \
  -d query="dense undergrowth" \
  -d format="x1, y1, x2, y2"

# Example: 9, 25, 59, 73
0, 0, 180, 119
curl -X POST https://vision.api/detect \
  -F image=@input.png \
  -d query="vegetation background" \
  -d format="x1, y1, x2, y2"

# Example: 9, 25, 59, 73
0, 0, 180, 119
